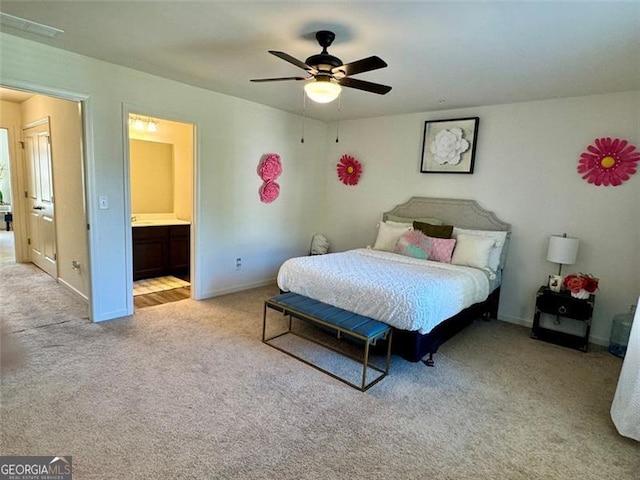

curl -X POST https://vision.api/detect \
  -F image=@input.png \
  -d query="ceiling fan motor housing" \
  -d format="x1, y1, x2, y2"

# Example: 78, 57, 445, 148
305, 53, 343, 70
306, 30, 343, 71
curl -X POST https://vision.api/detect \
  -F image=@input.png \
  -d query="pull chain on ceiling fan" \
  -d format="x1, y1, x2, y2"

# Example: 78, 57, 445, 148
251, 30, 391, 103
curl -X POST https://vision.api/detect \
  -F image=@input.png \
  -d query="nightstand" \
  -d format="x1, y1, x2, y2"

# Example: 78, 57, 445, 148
531, 286, 595, 352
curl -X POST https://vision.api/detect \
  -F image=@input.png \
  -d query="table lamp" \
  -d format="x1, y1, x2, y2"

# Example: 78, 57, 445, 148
546, 233, 579, 276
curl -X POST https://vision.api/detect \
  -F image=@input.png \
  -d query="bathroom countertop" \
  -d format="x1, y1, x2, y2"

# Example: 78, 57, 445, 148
132, 219, 190, 227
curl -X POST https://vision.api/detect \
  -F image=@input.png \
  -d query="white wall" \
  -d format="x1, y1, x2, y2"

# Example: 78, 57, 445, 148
0, 32, 327, 321
322, 91, 640, 345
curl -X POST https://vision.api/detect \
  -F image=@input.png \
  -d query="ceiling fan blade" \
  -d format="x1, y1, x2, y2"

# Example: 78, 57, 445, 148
333, 56, 387, 77
250, 76, 309, 83
337, 77, 392, 95
269, 51, 313, 72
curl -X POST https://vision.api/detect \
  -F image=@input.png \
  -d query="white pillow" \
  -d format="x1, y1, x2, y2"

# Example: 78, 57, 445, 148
384, 220, 413, 228
373, 221, 412, 252
451, 234, 497, 270
453, 228, 508, 271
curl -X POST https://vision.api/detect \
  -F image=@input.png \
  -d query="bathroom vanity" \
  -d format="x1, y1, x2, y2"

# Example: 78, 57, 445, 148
132, 219, 190, 280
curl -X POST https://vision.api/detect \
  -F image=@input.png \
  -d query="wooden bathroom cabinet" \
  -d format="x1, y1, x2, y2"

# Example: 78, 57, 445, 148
132, 224, 190, 280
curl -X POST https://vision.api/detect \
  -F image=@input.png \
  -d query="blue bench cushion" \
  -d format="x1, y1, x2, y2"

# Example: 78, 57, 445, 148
270, 292, 390, 340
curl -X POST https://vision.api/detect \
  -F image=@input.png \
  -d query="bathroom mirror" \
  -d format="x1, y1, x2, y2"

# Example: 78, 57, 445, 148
130, 139, 174, 214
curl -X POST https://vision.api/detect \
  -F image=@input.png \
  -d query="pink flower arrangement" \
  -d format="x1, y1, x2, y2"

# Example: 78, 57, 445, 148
337, 154, 362, 186
563, 273, 599, 299
259, 180, 280, 204
578, 137, 639, 187
258, 153, 282, 203
258, 153, 282, 181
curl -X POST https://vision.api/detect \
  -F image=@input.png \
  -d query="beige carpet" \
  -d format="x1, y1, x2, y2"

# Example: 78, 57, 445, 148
133, 275, 190, 296
0, 230, 15, 263
1, 278, 638, 479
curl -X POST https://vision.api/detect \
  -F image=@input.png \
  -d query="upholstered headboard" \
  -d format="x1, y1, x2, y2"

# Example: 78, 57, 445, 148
383, 197, 512, 270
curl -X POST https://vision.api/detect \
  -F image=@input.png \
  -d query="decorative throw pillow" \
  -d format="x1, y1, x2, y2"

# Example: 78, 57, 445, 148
451, 234, 497, 269
413, 221, 454, 239
426, 236, 457, 263
395, 230, 430, 260
373, 221, 412, 252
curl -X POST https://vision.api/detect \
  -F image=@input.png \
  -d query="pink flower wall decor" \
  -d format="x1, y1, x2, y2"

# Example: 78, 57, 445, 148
259, 180, 280, 203
258, 153, 282, 203
337, 154, 362, 186
578, 137, 639, 187
258, 153, 282, 181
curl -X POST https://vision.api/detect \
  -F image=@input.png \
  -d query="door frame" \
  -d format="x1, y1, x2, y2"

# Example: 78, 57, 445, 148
122, 103, 199, 312
1, 79, 95, 321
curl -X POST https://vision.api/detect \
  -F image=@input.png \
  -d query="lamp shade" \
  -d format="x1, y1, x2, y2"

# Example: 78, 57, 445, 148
546, 234, 579, 265
304, 78, 341, 103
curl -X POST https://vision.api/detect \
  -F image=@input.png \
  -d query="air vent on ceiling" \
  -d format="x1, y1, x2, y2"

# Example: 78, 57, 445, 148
0, 12, 64, 38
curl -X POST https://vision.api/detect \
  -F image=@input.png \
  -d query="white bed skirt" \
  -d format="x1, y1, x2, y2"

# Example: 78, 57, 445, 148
610, 295, 640, 441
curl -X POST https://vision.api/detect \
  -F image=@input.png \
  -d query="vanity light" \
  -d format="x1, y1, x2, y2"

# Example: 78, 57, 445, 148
129, 114, 159, 132
304, 77, 342, 103
133, 116, 145, 131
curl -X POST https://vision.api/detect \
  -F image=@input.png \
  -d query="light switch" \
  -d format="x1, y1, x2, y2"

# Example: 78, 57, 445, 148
98, 195, 109, 210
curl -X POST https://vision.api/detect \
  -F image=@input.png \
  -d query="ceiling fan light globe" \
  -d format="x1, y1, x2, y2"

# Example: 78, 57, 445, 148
304, 80, 341, 103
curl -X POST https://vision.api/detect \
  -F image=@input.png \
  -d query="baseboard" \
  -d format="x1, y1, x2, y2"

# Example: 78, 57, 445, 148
497, 313, 608, 347
198, 277, 277, 300
498, 313, 531, 328
93, 308, 130, 323
58, 277, 89, 303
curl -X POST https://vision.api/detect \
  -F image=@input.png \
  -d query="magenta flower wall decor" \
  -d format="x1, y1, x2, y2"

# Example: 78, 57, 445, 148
259, 180, 280, 204
258, 153, 282, 203
578, 137, 639, 187
337, 154, 362, 186
258, 153, 283, 181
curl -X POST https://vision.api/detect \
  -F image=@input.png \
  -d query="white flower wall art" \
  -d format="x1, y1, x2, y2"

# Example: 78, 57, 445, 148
431, 128, 469, 165
421, 117, 479, 174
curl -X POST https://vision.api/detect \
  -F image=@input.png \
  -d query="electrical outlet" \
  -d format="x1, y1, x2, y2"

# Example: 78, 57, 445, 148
236, 257, 242, 270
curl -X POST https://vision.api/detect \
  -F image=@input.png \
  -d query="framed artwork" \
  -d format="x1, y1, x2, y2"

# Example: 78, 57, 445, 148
420, 117, 479, 174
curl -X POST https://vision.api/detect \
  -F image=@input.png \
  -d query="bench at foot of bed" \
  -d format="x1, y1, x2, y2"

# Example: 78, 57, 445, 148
262, 293, 392, 392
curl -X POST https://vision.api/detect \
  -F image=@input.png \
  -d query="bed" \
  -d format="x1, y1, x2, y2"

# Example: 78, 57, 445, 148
277, 197, 511, 363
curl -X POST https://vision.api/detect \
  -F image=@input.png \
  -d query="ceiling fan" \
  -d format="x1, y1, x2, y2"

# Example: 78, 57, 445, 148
251, 30, 392, 103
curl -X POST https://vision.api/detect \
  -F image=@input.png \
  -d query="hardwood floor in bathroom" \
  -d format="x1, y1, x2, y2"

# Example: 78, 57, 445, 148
134, 286, 191, 309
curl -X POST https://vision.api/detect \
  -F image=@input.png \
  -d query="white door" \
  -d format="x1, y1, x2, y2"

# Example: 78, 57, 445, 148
23, 119, 57, 278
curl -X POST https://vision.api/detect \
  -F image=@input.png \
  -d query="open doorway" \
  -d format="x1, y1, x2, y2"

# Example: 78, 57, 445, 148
127, 113, 195, 309
0, 128, 15, 263
0, 85, 90, 315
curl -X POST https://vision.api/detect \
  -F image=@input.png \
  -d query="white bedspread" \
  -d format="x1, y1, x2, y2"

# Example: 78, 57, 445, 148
611, 295, 640, 441
277, 248, 491, 334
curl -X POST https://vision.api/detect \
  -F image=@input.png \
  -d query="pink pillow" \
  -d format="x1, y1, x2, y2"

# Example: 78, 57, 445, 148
427, 236, 456, 263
